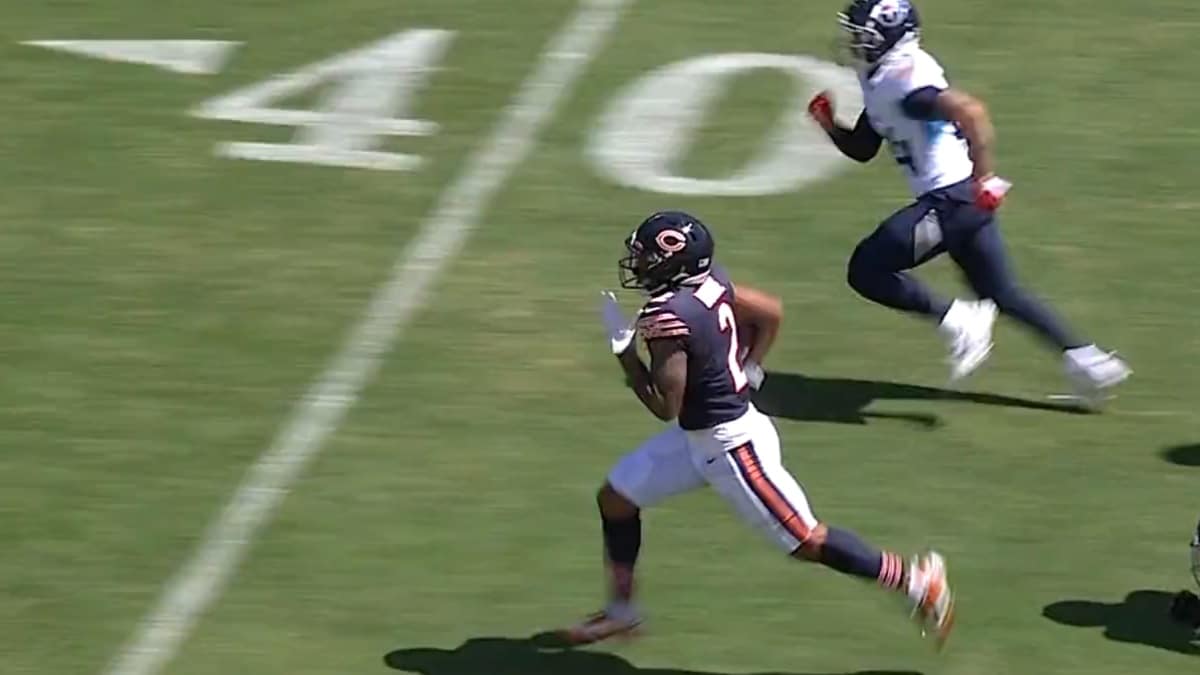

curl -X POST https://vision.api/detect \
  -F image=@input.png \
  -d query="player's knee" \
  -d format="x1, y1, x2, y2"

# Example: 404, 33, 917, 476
597, 482, 639, 519
847, 247, 892, 302
846, 245, 873, 295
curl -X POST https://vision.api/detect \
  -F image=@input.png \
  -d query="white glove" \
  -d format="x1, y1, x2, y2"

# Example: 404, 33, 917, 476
744, 360, 765, 391
600, 291, 636, 355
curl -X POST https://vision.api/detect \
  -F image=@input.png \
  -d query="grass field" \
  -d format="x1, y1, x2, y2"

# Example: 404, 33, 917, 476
2, 1, 1199, 674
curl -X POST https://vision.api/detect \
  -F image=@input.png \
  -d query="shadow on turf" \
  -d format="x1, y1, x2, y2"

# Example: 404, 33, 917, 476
1043, 591, 1199, 656
751, 372, 1088, 428
383, 635, 921, 675
1161, 444, 1200, 467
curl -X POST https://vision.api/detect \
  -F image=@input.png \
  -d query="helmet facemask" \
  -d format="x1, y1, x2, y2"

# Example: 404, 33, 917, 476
837, 12, 886, 66
619, 238, 671, 296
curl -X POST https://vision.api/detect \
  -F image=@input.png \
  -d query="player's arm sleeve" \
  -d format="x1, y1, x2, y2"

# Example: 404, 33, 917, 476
636, 308, 690, 342
828, 111, 883, 163
897, 54, 954, 121
900, 85, 946, 120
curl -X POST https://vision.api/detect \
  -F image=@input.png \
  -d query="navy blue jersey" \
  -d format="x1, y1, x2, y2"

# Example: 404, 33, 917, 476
636, 265, 751, 430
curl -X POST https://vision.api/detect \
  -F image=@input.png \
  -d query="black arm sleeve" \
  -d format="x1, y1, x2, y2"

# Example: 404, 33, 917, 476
827, 111, 883, 163
900, 85, 945, 120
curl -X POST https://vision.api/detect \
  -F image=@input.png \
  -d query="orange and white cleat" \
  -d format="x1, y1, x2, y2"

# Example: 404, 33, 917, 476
907, 551, 956, 649
556, 604, 643, 646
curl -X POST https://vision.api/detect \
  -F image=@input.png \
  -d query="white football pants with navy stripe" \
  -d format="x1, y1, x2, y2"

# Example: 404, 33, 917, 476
607, 404, 818, 553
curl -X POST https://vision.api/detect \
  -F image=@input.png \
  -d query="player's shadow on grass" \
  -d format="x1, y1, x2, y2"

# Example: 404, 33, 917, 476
1161, 444, 1200, 467
752, 372, 1088, 428
1043, 591, 1199, 656
383, 636, 920, 675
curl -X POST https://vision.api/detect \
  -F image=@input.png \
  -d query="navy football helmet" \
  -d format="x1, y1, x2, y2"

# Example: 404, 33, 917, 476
838, 0, 921, 66
619, 211, 714, 295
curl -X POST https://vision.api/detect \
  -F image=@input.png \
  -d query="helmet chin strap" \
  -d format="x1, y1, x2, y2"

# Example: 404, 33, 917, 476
641, 279, 669, 297
642, 271, 707, 298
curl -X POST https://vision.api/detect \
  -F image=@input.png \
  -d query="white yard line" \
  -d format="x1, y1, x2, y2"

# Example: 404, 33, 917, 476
100, 2, 633, 675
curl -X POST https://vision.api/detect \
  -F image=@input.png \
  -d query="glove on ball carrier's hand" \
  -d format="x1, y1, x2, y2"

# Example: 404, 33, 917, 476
600, 291, 636, 356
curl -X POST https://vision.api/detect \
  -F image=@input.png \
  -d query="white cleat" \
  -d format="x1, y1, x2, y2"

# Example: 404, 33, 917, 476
1063, 345, 1131, 407
907, 551, 956, 650
938, 299, 997, 382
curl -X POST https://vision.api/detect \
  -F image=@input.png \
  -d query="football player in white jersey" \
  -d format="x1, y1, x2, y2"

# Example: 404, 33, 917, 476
808, 0, 1130, 404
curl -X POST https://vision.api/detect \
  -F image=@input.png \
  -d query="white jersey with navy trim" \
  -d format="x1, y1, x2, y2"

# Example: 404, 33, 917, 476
859, 42, 974, 197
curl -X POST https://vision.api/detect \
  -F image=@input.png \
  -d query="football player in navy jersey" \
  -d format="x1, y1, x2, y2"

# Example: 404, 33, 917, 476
809, 0, 1130, 403
556, 211, 955, 648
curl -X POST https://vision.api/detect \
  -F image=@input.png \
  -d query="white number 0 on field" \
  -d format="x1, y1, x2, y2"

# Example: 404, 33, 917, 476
588, 53, 862, 196
192, 29, 454, 171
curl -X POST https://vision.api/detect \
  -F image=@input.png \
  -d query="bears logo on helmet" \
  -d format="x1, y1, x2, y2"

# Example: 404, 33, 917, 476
655, 228, 689, 253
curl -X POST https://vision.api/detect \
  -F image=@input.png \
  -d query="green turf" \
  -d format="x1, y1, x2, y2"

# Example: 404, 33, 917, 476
1, 1, 1198, 674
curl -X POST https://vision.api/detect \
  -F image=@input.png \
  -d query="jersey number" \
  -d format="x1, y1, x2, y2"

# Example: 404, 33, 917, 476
885, 124, 966, 176
695, 276, 750, 391
888, 138, 915, 173
717, 303, 749, 391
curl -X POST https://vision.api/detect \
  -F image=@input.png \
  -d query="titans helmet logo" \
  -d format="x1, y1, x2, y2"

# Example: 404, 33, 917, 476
871, 0, 910, 28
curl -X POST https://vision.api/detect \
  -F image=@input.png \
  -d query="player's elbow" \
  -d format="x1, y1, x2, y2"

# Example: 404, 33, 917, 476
749, 291, 783, 330
840, 137, 881, 163
846, 150, 875, 164
734, 285, 783, 330
658, 393, 684, 421
847, 141, 881, 163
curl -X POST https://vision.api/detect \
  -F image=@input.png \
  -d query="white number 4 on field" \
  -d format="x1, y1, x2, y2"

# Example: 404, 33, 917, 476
192, 29, 454, 171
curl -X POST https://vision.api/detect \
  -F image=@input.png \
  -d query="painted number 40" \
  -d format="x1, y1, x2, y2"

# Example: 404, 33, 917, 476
192, 30, 861, 195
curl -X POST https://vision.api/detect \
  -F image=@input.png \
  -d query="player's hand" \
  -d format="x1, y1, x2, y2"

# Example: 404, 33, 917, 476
974, 174, 1013, 211
744, 360, 765, 391
807, 91, 836, 132
600, 291, 636, 355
